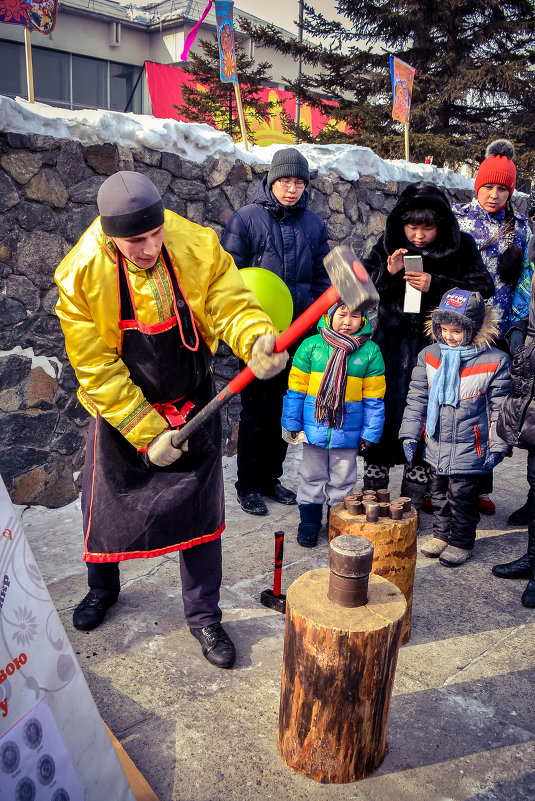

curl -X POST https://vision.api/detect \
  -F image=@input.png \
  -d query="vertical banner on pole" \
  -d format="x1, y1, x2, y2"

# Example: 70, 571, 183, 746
0, 0, 58, 102
215, 0, 248, 150
390, 55, 417, 161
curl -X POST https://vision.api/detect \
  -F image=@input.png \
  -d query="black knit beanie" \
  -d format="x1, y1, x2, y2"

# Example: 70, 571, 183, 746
97, 171, 165, 237
267, 148, 310, 187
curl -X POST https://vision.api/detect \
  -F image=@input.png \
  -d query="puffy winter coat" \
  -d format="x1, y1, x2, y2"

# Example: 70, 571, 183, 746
454, 197, 532, 338
220, 177, 330, 319
363, 182, 495, 467
400, 309, 511, 475
497, 276, 535, 450
281, 314, 385, 449
55, 210, 277, 449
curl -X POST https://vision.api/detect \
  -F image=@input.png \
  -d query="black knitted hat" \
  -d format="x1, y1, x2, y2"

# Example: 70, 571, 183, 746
267, 148, 310, 187
97, 171, 165, 237
431, 288, 486, 345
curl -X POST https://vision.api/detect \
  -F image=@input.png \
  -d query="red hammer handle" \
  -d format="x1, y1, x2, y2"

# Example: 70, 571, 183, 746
273, 530, 285, 597
170, 284, 340, 448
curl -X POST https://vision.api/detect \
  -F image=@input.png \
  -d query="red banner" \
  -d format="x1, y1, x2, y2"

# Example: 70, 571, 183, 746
145, 61, 347, 146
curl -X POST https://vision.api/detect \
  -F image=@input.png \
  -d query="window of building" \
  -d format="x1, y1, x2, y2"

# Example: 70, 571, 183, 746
110, 62, 143, 113
33, 48, 70, 106
0, 39, 142, 112
73, 54, 108, 109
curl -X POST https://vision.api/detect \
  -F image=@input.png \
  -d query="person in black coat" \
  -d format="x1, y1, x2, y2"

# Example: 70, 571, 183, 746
221, 148, 330, 515
362, 182, 495, 506
494, 271, 535, 607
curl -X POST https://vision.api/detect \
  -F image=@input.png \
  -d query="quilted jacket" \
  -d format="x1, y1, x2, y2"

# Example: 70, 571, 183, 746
220, 177, 330, 320
281, 314, 386, 449
400, 308, 511, 474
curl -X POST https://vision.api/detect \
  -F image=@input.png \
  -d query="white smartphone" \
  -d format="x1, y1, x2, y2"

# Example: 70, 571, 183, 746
403, 254, 424, 313
403, 254, 423, 272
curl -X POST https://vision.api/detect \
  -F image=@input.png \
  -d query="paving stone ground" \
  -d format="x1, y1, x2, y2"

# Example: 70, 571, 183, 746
20, 446, 535, 801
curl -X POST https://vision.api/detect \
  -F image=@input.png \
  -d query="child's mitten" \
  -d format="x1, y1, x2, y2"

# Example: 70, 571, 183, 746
402, 438, 419, 466
358, 438, 375, 457
483, 451, 505, 472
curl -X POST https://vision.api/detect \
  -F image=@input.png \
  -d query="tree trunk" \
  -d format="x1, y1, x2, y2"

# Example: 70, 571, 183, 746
329, 503, 417, 644
278, 570, 406, 783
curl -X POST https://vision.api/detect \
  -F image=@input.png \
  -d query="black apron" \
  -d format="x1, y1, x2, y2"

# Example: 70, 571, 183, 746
82, 247, 224, 563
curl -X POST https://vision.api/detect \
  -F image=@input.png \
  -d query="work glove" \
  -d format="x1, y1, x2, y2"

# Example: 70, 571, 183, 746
249, 334, 289, 380
358, 438, 375, 458
402, 438, 419, 466
147, 430, 188, 467
281, 428, 307, 444
483, 451, 505, 472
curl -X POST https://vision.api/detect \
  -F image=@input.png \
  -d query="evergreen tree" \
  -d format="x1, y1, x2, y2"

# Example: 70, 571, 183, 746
240, 1, 535, 180
173, 36, 274, 144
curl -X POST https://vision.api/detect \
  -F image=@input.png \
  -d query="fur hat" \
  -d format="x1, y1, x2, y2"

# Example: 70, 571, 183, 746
431, 288, 486, 346
97, 171, 164, 237
267, 148, 310, 187
474, 139, 516, 199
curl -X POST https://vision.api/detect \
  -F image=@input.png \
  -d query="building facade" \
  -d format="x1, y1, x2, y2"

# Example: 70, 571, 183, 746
0, 0, 299, 115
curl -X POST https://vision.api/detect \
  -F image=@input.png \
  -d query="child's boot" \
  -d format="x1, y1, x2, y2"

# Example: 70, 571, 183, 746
297, 503, 323, 548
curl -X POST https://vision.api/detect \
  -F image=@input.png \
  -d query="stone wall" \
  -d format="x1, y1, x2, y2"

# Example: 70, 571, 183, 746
0, 130, 505, 507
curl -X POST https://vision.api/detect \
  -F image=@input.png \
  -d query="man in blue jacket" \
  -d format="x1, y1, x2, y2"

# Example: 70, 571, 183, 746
221, 148, 331, 515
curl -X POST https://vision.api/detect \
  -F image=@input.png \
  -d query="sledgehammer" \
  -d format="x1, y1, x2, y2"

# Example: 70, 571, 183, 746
260, 530, 286, 614
171, 245, 378, 449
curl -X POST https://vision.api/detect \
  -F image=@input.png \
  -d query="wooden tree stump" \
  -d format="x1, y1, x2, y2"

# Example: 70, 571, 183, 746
278, 570, 405, 783
329, 503, 417, 644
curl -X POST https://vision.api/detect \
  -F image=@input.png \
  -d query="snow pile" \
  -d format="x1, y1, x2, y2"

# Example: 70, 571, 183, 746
0, 94, 475, 190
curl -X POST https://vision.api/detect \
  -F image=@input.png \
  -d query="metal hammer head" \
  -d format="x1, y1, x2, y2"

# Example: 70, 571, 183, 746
323, 245, 379, 313
260, 589, 286, 614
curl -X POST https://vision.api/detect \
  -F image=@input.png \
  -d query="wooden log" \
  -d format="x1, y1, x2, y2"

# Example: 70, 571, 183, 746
278, 570, 405, 783
329, 503, 417, 644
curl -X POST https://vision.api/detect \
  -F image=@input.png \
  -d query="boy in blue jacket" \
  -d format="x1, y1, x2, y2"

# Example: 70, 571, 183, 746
400, 288, 511, 566
282, 302, 386, 547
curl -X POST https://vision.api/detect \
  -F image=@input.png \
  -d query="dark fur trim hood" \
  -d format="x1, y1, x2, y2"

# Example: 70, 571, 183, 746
384, 182, 461, 260
425, 304, 500, 349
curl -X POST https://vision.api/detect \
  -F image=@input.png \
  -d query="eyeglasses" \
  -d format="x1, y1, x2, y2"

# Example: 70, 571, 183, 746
277, 179, 306, 189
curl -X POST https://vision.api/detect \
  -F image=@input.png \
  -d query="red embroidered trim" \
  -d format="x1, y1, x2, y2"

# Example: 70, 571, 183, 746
83, 523, 225, 562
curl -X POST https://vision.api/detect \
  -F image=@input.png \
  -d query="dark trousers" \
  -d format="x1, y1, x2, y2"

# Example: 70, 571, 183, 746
527, 450, 535, 542
235, 361, 291, 495
428, 467, 481, 550
86, 536, 223, 628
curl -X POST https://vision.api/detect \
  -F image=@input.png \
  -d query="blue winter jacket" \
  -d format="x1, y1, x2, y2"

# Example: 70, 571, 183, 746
220, 177, 330, 319
399, 317, 511, 474
282, 314, 386, 449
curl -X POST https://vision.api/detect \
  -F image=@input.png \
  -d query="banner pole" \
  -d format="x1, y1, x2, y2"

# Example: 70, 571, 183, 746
404, 123, 409, 161
24, 27, 35, 103
233, 82, 249, 151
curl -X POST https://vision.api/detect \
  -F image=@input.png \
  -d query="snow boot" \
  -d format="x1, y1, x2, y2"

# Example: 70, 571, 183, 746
297, 503, 323, 548
399, 478, 428, 511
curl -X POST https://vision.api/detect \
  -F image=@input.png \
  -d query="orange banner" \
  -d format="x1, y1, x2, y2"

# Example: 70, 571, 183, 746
145, 61, 347, 146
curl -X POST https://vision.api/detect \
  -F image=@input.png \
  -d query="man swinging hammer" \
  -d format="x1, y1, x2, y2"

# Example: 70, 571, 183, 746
55, 171, 287, 669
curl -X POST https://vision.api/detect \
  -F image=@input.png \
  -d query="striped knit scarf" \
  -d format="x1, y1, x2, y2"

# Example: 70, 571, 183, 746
315, 328, 368, 428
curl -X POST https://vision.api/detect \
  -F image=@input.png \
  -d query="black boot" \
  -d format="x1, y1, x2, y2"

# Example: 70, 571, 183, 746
400, 478, 428, 511
492, 526, 535, 579
297, 503, 323, 548
521, 567, 535, 608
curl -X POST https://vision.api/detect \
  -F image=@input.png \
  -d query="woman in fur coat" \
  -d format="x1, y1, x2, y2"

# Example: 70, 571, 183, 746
362, 182, 494, 505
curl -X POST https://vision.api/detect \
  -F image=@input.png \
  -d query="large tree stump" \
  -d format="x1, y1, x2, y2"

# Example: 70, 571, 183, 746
329, 503, 417, 643
278, 570, 405, 783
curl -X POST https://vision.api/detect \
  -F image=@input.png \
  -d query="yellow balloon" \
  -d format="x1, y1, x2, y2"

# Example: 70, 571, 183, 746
239, 267, 294, 333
